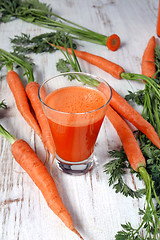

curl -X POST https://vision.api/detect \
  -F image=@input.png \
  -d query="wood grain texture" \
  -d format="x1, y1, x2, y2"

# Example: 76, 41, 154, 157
0, 0, 158, 239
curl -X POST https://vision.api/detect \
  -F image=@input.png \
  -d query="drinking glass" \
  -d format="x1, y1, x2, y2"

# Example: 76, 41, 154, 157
38, 72, 112, 175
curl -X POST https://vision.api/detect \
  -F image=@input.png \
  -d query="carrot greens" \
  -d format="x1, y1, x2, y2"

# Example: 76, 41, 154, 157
0, 0, 120, 51
0, 49, 34, 82
104, 148, 145, 199
0, 124, 17, 144
10, 32, 77, 54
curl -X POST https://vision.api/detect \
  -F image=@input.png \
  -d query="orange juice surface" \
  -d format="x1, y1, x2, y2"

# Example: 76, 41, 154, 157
45, 86, 107, 162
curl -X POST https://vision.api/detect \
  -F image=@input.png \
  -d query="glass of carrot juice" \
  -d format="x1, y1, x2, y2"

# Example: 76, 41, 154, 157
38, 72, 112, 175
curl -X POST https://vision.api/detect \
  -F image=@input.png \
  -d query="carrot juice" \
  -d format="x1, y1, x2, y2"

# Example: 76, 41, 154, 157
44, 86, 108, 162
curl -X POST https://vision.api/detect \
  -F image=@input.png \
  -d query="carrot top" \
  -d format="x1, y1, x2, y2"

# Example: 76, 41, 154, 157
121, 72, 160, 101
0, 124, 17, 144
121, 71, 160, 137
0, 48, 34, 82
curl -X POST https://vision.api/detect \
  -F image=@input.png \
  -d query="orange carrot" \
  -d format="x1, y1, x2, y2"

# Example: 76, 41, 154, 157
7, 71, 42, 139
106, 34, 121, 51
53, 44, 158, 86
0, 124, 83, 239
25, 82, 56, 157
157, 0, 160, 37
50, 44, 125, 79
106, 105, 146, 172
141, 36, 156, 78
98, 83, 160, 149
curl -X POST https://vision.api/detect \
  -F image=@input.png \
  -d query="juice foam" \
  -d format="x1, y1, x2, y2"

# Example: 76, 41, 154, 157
45, 86, 107, 113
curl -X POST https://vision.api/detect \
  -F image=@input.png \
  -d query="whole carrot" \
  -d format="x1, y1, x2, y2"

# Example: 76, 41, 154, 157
26, 82, 56, 157
0, 124, 83, 239
141, 36, 156, 78
53, 44, 160, 89
157, 0, 160, 37
98, 82, 160, 149
106, 105, 146, 172
49, 44, 124, 79
7, 71, 42, 139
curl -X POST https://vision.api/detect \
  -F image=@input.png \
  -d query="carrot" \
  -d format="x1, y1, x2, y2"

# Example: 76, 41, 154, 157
98, 82, 160, 149
49, 44, 125, 79
53, 44, 159, 88
0, 124, 83, 239
25, 82, 56, 157
141, 36, 156, 78
106, 105, 146, 172
7, 71, 42, 139
157, 0, 160, 37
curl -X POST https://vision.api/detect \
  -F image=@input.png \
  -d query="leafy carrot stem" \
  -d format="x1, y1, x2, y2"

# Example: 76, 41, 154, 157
139, 167, 160, 223
55, 40, 100, 87
0, 124, 17, 144
0, 48, 34, 82
121, 72, 160, 101
152, 181, 160, 206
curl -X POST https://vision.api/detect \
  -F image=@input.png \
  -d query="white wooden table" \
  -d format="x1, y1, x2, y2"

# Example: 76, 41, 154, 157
0, 0, 158, 239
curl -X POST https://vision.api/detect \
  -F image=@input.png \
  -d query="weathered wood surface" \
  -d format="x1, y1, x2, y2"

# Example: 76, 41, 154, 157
0, 0, 158, 239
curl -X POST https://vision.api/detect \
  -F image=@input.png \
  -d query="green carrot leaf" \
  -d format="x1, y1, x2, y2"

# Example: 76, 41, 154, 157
10, 32, 77, 54
0, 124, 17, 144
0, 48, 34, 82
104, 148, 145, 199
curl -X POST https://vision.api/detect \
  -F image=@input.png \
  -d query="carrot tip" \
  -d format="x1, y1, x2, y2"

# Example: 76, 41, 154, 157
72, 228, 84, 240
106, 34, 120, 51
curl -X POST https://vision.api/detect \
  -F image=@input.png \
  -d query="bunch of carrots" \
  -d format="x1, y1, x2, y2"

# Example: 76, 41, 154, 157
0, 1, 160, 239
0, 49, 83, 239
1, 35, 160, 238
49, 36, 160, 238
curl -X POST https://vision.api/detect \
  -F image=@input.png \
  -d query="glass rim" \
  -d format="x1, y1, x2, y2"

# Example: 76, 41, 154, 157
38, 71, 112, 115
